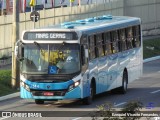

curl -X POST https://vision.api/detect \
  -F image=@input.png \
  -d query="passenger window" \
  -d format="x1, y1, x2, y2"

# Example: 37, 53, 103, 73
133, 25, 141, 47
104, 32, 112, 55
126, 27, 133, 49
119, 29, 127, 51
111, 31, 119, 53
96, 34, 105, 57
89, 35, 96, 59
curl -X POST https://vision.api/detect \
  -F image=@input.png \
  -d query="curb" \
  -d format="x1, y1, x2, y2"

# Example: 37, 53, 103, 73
143, 56, 160, 63
0, 56, 160, 102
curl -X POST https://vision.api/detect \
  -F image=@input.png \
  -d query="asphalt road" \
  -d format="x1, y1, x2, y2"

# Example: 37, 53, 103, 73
0, 59, 160, 120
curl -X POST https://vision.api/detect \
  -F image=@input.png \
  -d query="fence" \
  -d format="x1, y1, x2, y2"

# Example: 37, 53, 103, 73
0, 0, 160, 64
0, 47, 12, 67
123, 0, 160, 36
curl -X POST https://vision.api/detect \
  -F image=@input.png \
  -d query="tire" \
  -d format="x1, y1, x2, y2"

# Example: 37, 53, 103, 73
119, 71, 128, 94
83, 82, 95, 105
35, 100, 44, 104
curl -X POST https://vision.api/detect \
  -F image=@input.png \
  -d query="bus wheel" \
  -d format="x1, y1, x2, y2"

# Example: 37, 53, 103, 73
35, 100, 44, 104
83, 83, 94, 105
119, 71, 128, 94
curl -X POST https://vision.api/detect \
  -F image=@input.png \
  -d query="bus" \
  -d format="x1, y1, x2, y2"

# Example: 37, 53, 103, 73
15, 15, 143, 105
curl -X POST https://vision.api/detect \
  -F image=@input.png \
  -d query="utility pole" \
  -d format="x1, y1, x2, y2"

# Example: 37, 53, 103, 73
12, 0, 19, 89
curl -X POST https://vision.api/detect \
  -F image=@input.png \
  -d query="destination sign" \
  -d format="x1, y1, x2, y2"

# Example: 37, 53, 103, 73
23, 32, 78, 40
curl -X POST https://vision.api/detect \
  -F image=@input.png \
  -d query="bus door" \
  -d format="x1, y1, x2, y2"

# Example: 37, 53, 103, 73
107, 31, 119, 90
96, 34, 108, 93
81, 35, 90, 98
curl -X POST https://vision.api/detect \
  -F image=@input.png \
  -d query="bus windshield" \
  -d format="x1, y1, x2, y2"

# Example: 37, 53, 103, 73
21, 43, 80, 74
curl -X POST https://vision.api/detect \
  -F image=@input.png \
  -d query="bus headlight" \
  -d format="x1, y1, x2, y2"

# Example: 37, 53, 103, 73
68, 80, 80, 91
74, 81, 80, 87
25, 84, 30, 92
20, 80, 30, 92
20, 81, 25, 87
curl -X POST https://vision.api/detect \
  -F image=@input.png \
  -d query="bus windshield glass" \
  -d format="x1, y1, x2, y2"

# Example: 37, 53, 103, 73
22, 43, 80, 74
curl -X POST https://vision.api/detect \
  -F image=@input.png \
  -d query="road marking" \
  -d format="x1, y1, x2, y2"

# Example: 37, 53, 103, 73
114, 102, 126, 107
72, 117, 82, 120
154, 117, 160, 120
150, 90, 160, 94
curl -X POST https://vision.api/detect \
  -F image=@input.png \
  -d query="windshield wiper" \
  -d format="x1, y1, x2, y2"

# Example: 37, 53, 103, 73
57, 41, 66, 51
34, 41, 45, 56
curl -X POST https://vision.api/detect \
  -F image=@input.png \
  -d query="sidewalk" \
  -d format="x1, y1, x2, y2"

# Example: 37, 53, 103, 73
0, 92, 20, 101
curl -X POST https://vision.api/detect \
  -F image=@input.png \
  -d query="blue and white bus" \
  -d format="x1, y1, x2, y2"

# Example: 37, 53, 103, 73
15, 15, 143, 104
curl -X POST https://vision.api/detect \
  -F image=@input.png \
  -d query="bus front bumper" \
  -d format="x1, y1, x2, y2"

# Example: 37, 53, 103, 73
20, 86, 81, 100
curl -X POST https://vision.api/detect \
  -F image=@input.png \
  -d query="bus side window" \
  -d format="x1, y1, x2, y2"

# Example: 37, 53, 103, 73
89, 35, 96, 60
104, 32, 112, 55
117, 30, 122, 52
119, 29, 127, 51
126, 27, 133, 49
80, 35, 88, 66
133, 25, 141, 47
102, 33, 106, 55
111, 30, 119, 53
96, 33, 105, 57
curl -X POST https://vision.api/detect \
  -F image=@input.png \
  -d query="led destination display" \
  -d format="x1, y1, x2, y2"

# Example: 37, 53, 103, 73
23, 32, 78, 40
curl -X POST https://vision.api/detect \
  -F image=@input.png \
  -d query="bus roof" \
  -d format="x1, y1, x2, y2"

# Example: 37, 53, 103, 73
41, 15, 141, 34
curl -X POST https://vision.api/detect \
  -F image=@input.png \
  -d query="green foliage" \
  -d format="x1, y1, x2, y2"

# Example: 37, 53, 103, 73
0, 70, 12, 87
92, 100, 143, 120
121, 100, 143, 120
91, 102, 120, 120
0, 70, 17, 96
121, 100, 143, 113
143, 38, 160, 59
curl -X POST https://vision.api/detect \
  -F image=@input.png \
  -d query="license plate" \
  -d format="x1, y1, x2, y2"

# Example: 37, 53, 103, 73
43, 92, 54, 96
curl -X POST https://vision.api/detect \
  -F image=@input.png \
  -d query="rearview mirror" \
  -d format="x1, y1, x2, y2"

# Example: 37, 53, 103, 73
15, 46, 19, 57
15, 40, 24, 61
